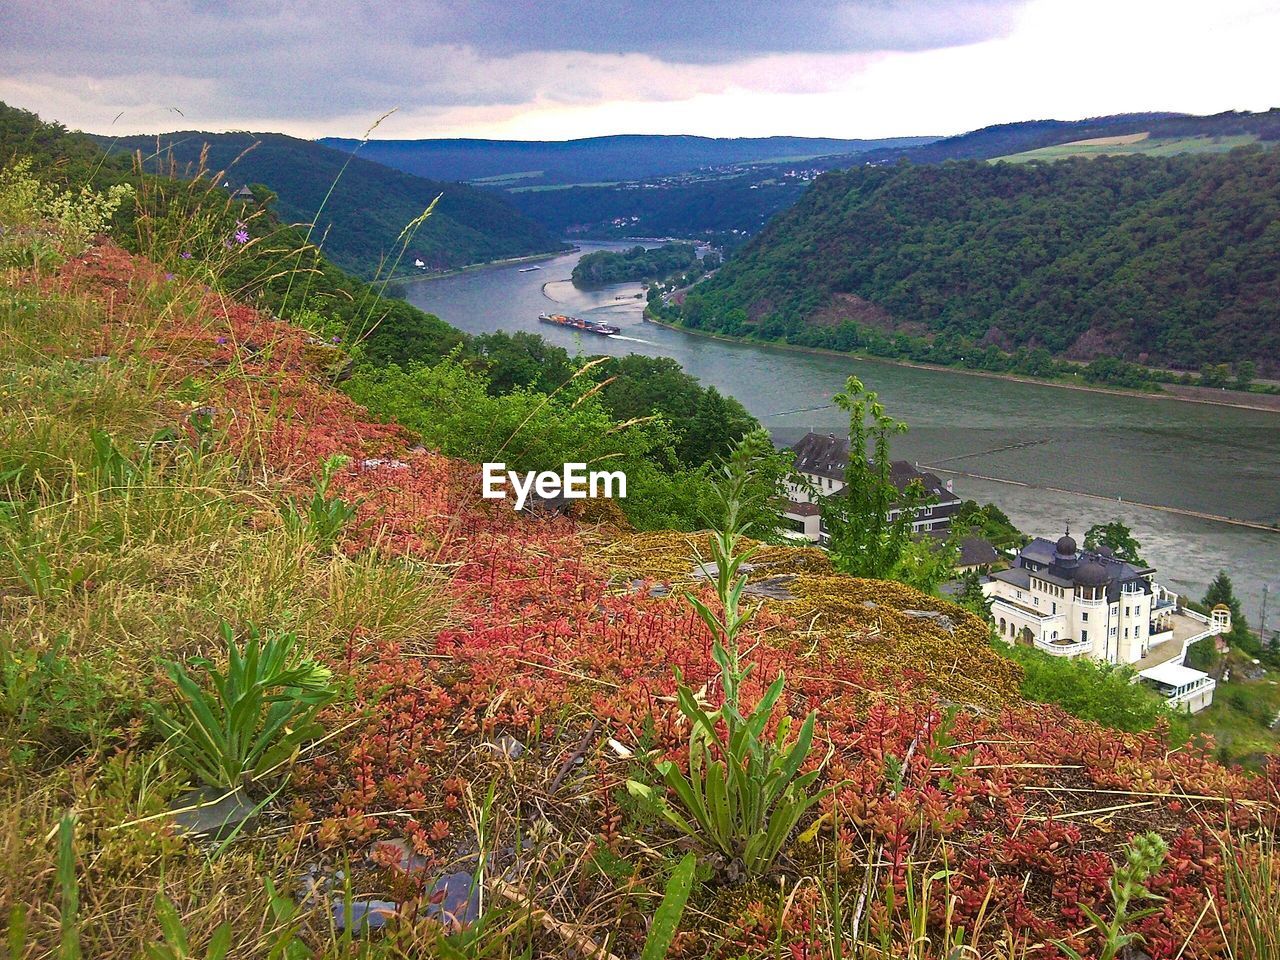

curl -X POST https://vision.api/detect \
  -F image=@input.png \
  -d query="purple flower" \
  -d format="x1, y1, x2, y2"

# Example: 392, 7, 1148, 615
216, 337, 228, 345
164, 272, 174, 281
180, 251, 192, 260
330, 336, 343, 344
234, 222, 250, 245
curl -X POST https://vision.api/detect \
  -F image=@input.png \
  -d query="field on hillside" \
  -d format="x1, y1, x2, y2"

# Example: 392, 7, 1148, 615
994, 133, 1260, 162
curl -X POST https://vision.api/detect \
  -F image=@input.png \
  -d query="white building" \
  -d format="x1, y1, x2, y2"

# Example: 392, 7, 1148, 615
782, 433, 963, 543
984, 532, 1220, 712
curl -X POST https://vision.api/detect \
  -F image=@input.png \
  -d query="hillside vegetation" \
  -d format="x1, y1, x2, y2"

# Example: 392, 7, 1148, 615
94, 125, 565, 277
318, 133, 936, 187
668, 148, 1280, 373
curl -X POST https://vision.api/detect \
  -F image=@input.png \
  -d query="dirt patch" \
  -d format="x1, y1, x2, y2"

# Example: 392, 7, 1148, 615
808, 292, 926, 334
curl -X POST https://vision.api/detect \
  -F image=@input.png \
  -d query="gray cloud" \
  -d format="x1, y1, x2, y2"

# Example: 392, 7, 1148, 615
0, 0, 1028, 129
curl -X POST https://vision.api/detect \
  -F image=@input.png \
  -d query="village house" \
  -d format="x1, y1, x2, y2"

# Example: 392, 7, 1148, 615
782, 432, 963, 543
984, 532, 1222, 712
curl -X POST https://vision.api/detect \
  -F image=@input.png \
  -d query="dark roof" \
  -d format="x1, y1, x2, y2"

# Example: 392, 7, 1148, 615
791, 433, 960, 503
957, 536, 998, 567
925, 530, 998, 566
785, 501, 821, 517
1016, 536, 1152, 600
791, 433, 848, 481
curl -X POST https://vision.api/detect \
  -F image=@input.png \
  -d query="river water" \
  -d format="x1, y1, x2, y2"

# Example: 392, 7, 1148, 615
406, 243, 1280, 626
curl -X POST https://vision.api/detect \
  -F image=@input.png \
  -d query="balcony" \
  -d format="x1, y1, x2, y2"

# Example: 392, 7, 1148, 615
1033, 636, 1091, 657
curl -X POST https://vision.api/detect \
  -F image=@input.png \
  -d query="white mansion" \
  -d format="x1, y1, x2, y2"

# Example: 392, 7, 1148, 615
984, 532, 1224, 712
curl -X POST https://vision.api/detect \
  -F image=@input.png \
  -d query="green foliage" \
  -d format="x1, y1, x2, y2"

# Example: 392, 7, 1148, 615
672, 149, 1280, 374
1083, 520, 1146, 565
704, 430, 800, 543
98, 128, 563, 279
345, 354, 712, 530
572, 243, 699, 287
640, 853, 697, 960
628, 461, 826, 877
823, 377, 927, 580
0, 157, 133, 269
57, 813, 80, 960
1053, 832, 1168, 960
996, 639, 1178, 734
146, 897, 231, 960
889, 535, 958, 595
952, 501, 1026, 550
158, 622, 336, 791
281, 455, 359, 551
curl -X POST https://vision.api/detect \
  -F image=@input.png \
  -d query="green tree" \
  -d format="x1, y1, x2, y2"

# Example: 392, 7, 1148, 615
1234, 360, 1256, 391
679, 387, 737, 467
822, 377, 929, 579
1084, 520, 1146, 565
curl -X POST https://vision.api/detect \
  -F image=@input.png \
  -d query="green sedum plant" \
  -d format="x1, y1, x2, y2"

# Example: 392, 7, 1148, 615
629, 445, 827, 877
158, 622, 336, 791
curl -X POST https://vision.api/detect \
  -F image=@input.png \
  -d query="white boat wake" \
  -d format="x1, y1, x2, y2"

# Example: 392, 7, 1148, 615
608, 335, 655, 344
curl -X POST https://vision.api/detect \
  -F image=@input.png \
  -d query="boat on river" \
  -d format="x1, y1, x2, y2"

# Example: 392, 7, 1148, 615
538, 313, 620, 336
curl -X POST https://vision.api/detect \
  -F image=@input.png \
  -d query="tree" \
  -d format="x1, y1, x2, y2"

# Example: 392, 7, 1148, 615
1084, 520, 1146, 565
823, 377, 930, 580
679, 387, 735, 466
955, 569, 993, 621
1235, 360, 1256, 391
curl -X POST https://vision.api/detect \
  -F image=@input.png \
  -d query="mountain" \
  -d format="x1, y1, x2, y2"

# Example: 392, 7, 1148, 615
438, 112, 1280, 245
94, 129, 565, 277
667, 148, 1280, 374
316, 133, 937, 187
848, 109, 1280, 165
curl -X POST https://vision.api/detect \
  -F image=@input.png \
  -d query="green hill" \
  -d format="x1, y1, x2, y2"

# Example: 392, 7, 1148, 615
667, 149, 1280, 374
93, 128, 565, 277
316, 133, 937, 187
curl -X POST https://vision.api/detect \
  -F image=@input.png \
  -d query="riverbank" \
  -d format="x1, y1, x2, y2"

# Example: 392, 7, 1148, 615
394, 245, 575, 285
642, 313, 1280, 415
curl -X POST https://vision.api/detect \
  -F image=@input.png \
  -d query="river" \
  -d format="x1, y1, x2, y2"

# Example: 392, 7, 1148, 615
405, 242, 1280, 628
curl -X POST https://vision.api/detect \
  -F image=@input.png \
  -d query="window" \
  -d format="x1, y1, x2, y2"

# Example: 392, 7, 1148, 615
1125, 606, 1131, 617
1052, 602, 1057, 614
1110, 626, 1117, 636
1135, 623, 1142, 636
1124, 627, 1129, 638
1081, 630, 1088, 642
1033, 597, 1039, 607
1081, 612, 1088, 622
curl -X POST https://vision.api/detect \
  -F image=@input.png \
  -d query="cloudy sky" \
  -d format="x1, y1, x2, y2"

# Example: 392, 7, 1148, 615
2, 0, 1278, 141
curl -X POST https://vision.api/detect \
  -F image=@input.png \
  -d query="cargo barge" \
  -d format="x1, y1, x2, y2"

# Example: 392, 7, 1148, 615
538, 313, 620, 336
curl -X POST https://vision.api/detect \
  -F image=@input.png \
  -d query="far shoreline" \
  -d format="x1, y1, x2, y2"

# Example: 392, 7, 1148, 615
642, 313, 1280, 416
393, 245, 576, 285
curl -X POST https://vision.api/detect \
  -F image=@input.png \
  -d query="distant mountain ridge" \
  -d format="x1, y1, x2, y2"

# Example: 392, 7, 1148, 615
94, 130, 565, 277
847, 109, 1280, 165
317, 133, 938, 187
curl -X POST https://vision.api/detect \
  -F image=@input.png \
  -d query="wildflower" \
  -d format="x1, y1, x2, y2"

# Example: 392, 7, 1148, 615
164, 272, 174, 281
234, 222, 250, 245
331, 335, 343, 344
180, 251, 192, 259
216, 337, 228, 345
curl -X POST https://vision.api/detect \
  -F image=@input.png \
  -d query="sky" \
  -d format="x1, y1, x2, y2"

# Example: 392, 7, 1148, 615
1, 0, 1278, 141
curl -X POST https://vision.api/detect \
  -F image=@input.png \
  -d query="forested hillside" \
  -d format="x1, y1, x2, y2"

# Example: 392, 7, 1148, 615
318, 133, 934, 187
670, 149, 1280, 373
92, 126, 564, 277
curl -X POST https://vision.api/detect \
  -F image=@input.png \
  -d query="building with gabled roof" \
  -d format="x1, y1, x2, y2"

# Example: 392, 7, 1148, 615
782, 432, 962, 542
